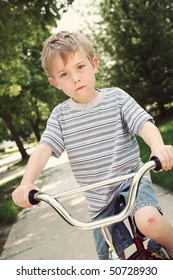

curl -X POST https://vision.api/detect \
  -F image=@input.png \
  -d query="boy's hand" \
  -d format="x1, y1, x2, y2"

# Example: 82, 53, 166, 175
151, 145, 173, 171
12, 184, 40, 208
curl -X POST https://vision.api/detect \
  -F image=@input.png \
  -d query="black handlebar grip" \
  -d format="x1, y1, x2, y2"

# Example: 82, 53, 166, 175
28, 190, 39, 205
150, 156, 162, 171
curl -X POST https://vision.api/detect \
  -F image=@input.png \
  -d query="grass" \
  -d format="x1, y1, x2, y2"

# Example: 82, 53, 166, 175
0, 175, 23, 225
0, 175, 23, 194
0, 200, 21, 225
138, 117, 173, 191
0, 149, 29, 226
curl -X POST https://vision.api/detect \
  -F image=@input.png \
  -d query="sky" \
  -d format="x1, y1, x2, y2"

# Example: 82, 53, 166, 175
54, 0, 101, 32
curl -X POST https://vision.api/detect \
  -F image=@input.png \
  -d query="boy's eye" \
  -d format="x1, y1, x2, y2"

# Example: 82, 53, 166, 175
78, 64, 85, 69
60, 73, 67, 78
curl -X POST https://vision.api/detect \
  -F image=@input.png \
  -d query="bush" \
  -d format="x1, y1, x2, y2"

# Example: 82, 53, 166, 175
0, 200, 21, 224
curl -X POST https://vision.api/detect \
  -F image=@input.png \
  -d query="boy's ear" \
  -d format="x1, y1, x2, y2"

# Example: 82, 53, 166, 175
48, 77, 61, 90
92, 57, 99, 73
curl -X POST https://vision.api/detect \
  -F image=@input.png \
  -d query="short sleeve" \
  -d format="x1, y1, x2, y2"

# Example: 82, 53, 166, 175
39, 106, 65, 157
120, 90, 154, 135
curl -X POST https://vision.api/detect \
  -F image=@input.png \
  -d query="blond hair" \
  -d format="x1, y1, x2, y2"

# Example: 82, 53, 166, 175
41, 31, 95, 77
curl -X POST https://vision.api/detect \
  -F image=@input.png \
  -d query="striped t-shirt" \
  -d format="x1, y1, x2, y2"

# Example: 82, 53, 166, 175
40, 87, 153, 218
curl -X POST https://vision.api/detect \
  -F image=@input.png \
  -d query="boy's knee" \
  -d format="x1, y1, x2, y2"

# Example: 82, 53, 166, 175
134, 206, 161, 236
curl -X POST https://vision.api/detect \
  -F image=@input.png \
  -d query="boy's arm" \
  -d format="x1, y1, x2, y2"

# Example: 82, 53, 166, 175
12, 144, 52, 208
139, 121, 173, 171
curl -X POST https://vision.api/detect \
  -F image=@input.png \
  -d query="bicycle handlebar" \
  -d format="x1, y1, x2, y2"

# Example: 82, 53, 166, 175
28, 156, 162, 231
150, 156, 162, 171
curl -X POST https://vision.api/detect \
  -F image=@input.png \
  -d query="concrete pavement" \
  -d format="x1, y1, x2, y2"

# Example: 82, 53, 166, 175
0, 152, 98, 260
0, 152, 173, 260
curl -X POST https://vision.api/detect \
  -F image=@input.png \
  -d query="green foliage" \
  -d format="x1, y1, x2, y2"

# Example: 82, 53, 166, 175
97, 0, 173, 116
0, 200, 21, 224
0, 0, 74, 155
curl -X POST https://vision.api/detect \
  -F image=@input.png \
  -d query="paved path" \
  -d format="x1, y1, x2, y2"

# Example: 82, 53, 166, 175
0, 152, 173, 260
0, 152, 98, 259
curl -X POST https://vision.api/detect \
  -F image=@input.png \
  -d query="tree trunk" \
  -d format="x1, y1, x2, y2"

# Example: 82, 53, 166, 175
30, 119, 41, 142
157, 101, 166, 117
2, 112, 29, 160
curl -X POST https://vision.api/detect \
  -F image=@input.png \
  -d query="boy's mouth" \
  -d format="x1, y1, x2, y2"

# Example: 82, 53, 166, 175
75, 86, 86, 92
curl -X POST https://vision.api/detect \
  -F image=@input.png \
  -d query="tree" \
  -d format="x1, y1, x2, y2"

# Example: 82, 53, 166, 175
0, 0, 73, 159
97, 0, 173, 117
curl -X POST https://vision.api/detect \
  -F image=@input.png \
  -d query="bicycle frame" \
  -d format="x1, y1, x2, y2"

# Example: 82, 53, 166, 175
29, 157, 165, 260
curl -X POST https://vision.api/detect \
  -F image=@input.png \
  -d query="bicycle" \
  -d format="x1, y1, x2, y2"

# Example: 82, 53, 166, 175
28, 156, 171, 260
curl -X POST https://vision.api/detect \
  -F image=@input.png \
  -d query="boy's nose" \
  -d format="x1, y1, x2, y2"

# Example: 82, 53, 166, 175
72, 72, 80, 83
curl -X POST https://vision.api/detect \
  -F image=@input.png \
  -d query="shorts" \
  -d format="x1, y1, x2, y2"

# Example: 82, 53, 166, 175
93, 179, 162, 260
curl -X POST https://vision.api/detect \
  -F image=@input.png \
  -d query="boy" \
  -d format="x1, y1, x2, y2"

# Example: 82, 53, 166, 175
12, 31, 173, 259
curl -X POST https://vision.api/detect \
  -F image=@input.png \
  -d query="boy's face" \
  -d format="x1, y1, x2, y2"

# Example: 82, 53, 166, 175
48, 51, 99, 103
